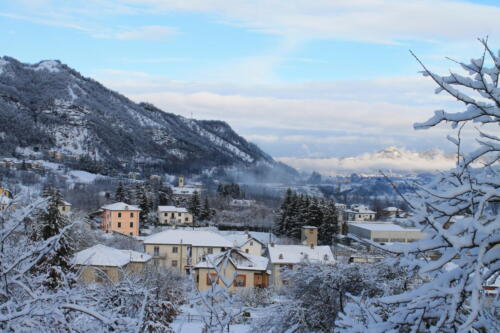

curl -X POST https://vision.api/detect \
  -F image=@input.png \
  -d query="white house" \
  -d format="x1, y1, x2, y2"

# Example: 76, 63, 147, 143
158, 206, 193, 225
224, 232, 266, 256
345, 205, 376, 221
229, 199, 256, 208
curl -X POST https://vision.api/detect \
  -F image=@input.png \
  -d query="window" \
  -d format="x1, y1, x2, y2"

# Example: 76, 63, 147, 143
250, 241, 253, 246
129, 222, 133, 228
171, 213, 175, 218
172, 247, 178, 253
185, 217, 189, 222
207, 248, 213, 254
129, 232, 133, 236
234, 275, 246, 287
172, 260, 178, 267
117, 222, 121, 228
178, 212, 181, 216
245, 249, 249, 253
118, 212, 122, 218
62, 206, 66, 211
164, 213, 168, 217
153, 246, 159, 256
130, 213, 134, 218
206, 273, 218, 285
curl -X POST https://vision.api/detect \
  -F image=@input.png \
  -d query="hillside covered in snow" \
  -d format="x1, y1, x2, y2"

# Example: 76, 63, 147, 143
0, 56, 287, 176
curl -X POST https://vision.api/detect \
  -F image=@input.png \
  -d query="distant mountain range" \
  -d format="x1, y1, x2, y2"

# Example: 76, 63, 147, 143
0, 56, 292, 177
278, 146, 458, 176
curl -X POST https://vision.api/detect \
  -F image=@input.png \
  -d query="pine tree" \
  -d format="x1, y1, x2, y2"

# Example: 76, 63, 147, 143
115, 182, 127, 202
319, 201, 338, 245
32, 189, 74, 288
275, 188, 293, 236
138, 186, 150, 225
307, 198, 324, 228
188, 191, 201, 219
199, 197, 212, 221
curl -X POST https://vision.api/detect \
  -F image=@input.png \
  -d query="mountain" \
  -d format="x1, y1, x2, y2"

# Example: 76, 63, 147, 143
0, 56, 287, 176
278, 146, 457, 176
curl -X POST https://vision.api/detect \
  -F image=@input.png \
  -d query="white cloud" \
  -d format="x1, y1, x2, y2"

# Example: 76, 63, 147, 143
123, 0, 500, 44
277, 147, 458, 176
102, 25, 177, 41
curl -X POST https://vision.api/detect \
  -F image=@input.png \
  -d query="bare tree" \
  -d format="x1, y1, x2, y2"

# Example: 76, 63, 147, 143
337, 39, 499, 333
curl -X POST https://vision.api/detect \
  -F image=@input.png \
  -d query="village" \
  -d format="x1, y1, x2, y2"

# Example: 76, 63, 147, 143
0, 175, 429, 291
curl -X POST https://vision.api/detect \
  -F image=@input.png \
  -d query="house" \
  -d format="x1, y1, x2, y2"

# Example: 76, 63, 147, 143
58, 200, 72, 214
194, 248, 270, 291
348, 222, 426, 243
383, 207, 404, 218
72, 244, 152, 284
157, 206, 193, 225
143, 229, 233, 274
229, 199, 256, 208
345, 205, 376, 221
101, 202, 141, 236
267, 226, 334, 287
224, 232, 265, 256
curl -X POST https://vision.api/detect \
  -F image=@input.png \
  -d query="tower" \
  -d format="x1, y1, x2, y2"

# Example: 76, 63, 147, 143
178, 176, 185, 188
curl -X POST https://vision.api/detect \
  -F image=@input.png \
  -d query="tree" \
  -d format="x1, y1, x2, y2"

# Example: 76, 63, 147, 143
114, 182, 127, 202
188, 191, 201, 219
255, 261, 416, 333
336, 39, 500, 333
199, 197, 212, 221
319, 201, 338, 245
138, 185, 151, 225
31, 188, 74, 289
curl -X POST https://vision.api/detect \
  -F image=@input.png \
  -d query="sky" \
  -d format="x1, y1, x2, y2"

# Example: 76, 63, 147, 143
1, 0, 499, 171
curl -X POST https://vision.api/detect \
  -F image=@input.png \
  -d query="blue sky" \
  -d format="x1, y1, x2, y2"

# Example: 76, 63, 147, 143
1, 0, 499, 171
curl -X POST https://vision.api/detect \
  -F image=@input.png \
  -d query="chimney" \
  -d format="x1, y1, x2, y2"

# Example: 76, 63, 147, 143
301, 226, 318, 247
270, 242, 275, 247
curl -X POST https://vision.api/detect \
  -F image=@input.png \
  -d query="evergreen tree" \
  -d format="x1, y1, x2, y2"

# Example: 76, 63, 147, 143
32, 189, 74, 288
319, 201, 338, 245
188, 191, 201, 219
275, 188, 293, 236
199, 197, 212, 221
158, 186, 173, 206
115, 182, 127, 202
138, 186, 150, 225
307, 198, 324, 228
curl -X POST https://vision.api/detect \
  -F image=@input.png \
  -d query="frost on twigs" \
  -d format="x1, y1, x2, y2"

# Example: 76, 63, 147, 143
336, 39, 499, 333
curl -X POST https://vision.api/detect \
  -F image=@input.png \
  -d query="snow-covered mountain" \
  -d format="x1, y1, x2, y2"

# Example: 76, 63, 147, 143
278, 146, 457, 176
0, 56, 286, 175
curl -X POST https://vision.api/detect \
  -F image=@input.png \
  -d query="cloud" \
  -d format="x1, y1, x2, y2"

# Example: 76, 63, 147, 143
277, 147, 458, 176
100, 25, 178, 41
122, 0, 500, 44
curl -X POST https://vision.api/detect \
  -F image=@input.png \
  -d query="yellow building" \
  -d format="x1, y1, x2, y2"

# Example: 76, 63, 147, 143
143, 229, 233, 274
101, 202, 141, 237
72, 244, 152, 284
194, 248, 269, 291
157, 206, 193, 226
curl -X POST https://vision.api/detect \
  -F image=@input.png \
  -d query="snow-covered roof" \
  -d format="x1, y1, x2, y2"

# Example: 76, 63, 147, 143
143, 229, 233, 247
195, 248, 268, 271
101, 202, 141, 211
72, 244, 150, 267
61, 200, 72, 206
224, 233, 265, 248
158, 206, 188, 213
349, 223, 420, 232
268, 244, 334, 264
384, 207, 401, 212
